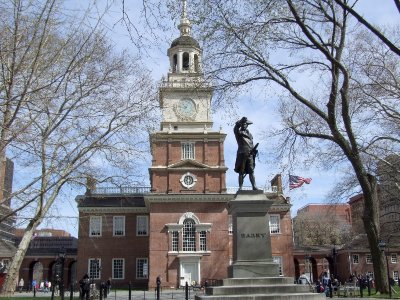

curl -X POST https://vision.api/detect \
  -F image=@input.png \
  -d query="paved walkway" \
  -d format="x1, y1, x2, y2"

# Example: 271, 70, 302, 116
8, 289, 392, 300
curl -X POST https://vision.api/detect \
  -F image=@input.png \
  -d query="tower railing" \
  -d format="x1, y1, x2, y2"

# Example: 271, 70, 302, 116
159, 79, 212, 89
91, 186, 278, 195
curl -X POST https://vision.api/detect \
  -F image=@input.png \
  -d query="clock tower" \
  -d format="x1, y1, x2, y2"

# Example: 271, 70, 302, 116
146, 1, 231, 288
149, 0, 227, 193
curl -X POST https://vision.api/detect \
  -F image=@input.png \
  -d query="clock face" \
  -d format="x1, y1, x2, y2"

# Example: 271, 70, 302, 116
184, 175, 194, 186
177, 98, 196, 117
180, 172, 197, 189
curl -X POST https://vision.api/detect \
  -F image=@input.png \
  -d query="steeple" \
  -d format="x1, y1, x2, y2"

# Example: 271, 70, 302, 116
167, 0, 201, 75
159, 0, 212, 131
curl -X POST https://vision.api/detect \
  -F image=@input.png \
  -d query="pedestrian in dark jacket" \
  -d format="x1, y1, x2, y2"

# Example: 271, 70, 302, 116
79, 274, 90, 300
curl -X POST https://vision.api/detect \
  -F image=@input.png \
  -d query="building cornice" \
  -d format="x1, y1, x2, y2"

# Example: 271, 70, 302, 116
148, 166, 228, 172
78, 207, 148, 214
144, 194, 232, 205
150, 131, 226, 141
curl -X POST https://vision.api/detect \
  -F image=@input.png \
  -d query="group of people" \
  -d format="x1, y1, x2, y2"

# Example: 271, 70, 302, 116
315, 272, 339, 297
78, 274, 111, 300
17, 278, 53, 293
315, 272, 376, 297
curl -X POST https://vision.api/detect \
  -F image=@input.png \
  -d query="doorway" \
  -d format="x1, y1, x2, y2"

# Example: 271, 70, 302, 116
180, 261, 199, 287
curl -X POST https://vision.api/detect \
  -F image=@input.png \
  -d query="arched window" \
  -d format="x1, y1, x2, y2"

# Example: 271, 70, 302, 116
173, 54, 178, 72
182, 52, 189, 70
183, 218, 196, 251
32, 262, 44, 285
194, 54, 199, 72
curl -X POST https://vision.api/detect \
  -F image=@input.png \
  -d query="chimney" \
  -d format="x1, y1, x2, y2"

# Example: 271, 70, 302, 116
270, 174, 283, 194
85, 176, 97, 195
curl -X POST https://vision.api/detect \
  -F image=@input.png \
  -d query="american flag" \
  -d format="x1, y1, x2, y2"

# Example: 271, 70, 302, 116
289, 175, 312, 190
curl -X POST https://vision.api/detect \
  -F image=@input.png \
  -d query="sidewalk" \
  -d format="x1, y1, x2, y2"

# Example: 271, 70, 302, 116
8, 289, 393, 300
9, 288, 203, 299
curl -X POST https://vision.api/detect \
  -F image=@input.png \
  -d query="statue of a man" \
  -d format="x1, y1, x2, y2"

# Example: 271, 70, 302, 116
234, 117, 259, 190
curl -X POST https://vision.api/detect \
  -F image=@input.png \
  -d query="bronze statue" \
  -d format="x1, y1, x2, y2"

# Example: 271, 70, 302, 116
234, 117, 259, 190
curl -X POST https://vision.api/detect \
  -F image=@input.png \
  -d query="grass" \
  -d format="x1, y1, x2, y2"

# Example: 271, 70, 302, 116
335, 285, 400, 298
0, 298, 80, 300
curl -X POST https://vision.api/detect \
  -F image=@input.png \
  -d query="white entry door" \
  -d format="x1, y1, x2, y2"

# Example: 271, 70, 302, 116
180, 262, 199, 287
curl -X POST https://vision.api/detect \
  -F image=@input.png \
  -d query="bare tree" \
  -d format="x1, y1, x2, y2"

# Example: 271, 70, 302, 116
0, 0, 157, 294
293, 209, 353, 246
168, 0, 399, 294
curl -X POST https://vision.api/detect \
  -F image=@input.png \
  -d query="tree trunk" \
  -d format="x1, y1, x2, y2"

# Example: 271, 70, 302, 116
361, 174, 389, 294
1, 220, 39, 295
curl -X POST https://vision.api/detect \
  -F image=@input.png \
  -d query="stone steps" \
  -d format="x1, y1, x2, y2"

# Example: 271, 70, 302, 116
195, 293, 326, 300
195, 277, 326, 300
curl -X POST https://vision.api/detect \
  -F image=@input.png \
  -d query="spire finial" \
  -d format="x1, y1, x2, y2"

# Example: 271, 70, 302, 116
182, 0, 187, 19
178, 0, 191, 36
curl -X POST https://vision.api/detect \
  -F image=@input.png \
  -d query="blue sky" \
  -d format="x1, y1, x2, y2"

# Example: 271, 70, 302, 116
32, 0, 399, 237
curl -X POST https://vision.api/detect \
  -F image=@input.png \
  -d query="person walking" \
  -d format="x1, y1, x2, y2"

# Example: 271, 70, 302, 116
79, 274, 90, 300
18, 278, 24, 292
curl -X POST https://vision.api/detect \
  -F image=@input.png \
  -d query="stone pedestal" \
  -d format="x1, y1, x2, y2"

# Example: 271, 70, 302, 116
228, 190, 279, 278
195, 190, 325, 300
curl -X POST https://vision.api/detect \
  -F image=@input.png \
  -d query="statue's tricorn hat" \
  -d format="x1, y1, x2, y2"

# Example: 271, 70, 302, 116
240, 117, 253, 125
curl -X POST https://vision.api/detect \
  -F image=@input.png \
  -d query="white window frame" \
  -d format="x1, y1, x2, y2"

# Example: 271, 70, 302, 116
199, 231, 207, 251
113, 216, 125, 236
136, 258, 148, 279
137, 215, 149, 236
88, 258, 101, 279
183, 219, 196, 251
172, 231, 179, 252
352, 254, 360, 264
391, 253, 397, 263
366, 254, 373, 264
181, 142, 195, 160
89, 216, 102, 237
1, 259, 9, 272
269, 215, 281, 234
112, 258, 125, 279
273, 256, 283, 276
393, 271, 399, 283
228, 215, 233, 235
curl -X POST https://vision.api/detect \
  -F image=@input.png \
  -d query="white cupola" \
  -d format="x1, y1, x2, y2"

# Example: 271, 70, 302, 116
167, 0, 203, 75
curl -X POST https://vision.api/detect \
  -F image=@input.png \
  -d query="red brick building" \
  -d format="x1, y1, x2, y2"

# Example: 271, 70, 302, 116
0, 228, 77, 291
76, 5, 294, 289
293, 198, 400, 285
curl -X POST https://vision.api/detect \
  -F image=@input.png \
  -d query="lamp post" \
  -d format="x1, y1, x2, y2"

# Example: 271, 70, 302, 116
51, 248, 66, 300
58, 248, 66, 300
379, 240, 391, 298
332, 247, 337, 279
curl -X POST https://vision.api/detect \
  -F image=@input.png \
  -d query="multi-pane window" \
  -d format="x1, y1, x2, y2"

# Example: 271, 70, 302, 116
89, 216, 102, 236
393, 271, 399, 283
273, 256, 283, 276
113, 216, 125, 236
352, 254, 360, 264
183, 219, 196, 251
199, 231, 207, 251
89, 259, 101, 279
136, 258, 148, 279
112, 259, 124, 279
181, 142, 195, 159
366, 271, 374, 279
172, 231, 179, 252
366, 254, 373, 264
137, 216, 148, 236
2, 259, 9, 269
269, 215, 280, 234
391, 253, 398, 263
228, 215, 233, 235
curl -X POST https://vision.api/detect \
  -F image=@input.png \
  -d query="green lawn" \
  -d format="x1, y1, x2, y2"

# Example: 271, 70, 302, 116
334, 285, 400, 298
0, 298, 80, 300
